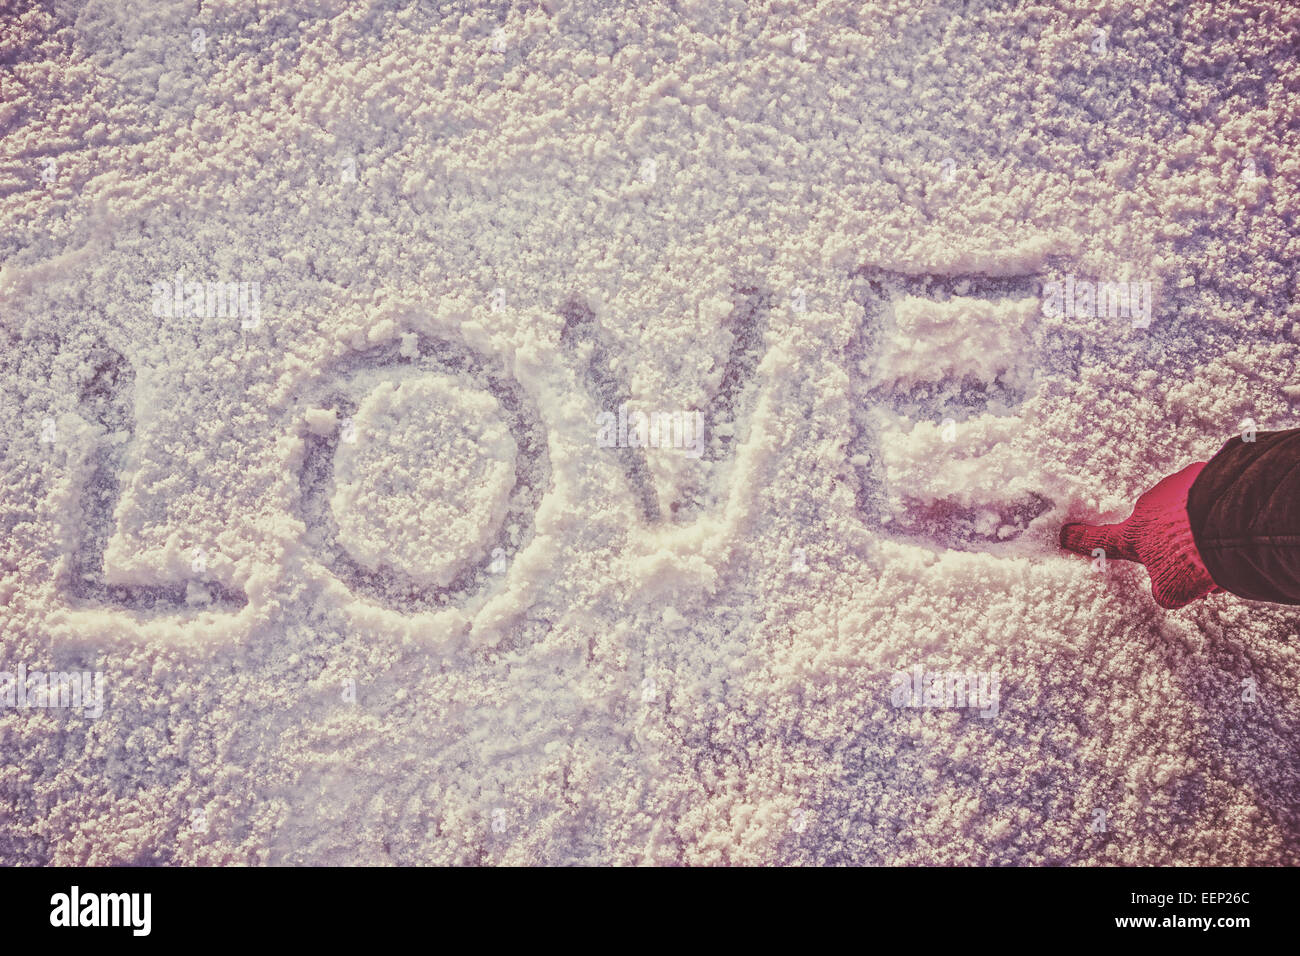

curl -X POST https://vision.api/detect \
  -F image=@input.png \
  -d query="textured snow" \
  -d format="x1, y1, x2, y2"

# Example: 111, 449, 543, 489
331, 376, 516, 588
1, 0, 1299, 865
871, 296, 1036, 391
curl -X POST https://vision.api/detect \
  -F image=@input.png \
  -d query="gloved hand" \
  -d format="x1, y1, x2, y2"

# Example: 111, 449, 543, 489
1060, 462, 1225, 609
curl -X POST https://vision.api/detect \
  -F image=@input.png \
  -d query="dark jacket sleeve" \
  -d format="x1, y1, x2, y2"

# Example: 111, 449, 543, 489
1187, 428, 1300, 604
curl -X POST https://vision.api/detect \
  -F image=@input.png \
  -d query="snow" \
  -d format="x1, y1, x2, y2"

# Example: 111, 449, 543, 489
330, 376, 517, 589
1, 0, 1298, 865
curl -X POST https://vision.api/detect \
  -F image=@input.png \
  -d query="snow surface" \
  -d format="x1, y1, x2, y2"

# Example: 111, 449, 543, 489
1, 0, 1299, 864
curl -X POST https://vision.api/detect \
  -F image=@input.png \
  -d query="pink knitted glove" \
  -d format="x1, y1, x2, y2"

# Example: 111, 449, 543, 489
1060, 462, 1224, 609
